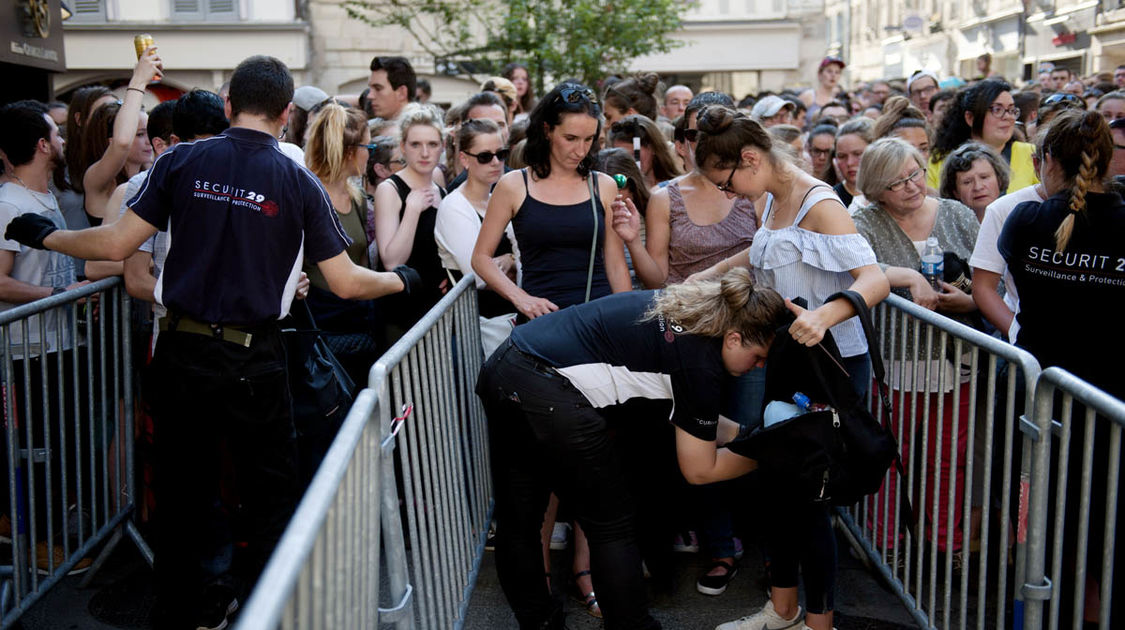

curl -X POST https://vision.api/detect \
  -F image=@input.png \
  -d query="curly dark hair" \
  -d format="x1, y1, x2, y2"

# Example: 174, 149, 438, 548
523, 82, 602, 179
931, 79, 1012, 162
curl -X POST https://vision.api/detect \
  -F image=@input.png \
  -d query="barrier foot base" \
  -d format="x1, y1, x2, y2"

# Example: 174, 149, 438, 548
77, 520, 152, 589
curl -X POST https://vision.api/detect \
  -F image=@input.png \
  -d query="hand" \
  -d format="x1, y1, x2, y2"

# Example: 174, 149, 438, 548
514, 293, 558, 320
392, 265, 422, 295
295, 271, 309, 300
907, 271, 941, 311
5, 214, 58, 249
785, 298, 831, 347
936, 281, 976, 313
404, 187, 437, 216
611, 196, 641, 244
685, 265, 723, 284
133, 46, 163, 84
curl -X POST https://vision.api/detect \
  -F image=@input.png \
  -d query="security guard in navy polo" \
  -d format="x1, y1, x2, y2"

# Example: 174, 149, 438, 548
5, 55, 419, 629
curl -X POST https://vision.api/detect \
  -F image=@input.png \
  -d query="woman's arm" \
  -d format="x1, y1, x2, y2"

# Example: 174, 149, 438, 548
972, 269, 1013, 334
374, 179, 437, 268
685, 246, 751, 283
471, 174, 557, 319
884, 265, 939, 310
787, 198, 891, 345
613, 189, 671, 288
83, 52, 162, 218
674, 426, 757, 484
599, 175, 632, 293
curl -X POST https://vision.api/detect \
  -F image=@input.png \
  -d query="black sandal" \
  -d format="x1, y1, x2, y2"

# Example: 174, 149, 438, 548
573, 569, 602, 618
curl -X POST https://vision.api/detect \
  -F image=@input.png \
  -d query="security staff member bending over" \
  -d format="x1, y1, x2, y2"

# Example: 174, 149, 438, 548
477, 268, 786, 630
5, 55, 417, 630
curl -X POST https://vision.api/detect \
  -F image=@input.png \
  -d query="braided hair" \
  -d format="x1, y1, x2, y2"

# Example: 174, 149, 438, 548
1041, 109, 1113, 251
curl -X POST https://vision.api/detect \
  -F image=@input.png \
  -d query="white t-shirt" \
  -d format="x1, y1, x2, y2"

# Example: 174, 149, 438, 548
434, 187, 520, 288
0, 183, 77, 356
969, 184, 1043, 342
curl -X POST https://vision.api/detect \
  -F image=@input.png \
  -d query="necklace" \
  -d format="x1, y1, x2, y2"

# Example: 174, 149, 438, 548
10, 175, 59, 214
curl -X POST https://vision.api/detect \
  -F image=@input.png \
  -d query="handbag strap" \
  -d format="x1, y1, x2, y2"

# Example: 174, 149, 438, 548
825, 290, 892, 414
584, 172, 599, 303
288, 300, 320, 332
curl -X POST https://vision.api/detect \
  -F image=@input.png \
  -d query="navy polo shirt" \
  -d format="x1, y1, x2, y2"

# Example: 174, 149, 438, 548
128, 127, 350, 325
510, 291, 726, 441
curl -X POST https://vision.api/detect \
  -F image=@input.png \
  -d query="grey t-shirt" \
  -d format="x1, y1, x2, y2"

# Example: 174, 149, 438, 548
0, 183, 77, 355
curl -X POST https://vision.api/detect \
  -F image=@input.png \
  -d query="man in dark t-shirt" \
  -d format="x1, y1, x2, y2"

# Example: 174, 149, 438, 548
5, 56, 415, 630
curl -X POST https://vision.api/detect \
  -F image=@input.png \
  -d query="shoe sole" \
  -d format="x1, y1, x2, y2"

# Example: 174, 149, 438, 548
548, 541, 568, 551
36, 563, 91, 576
697, 568, 738, 596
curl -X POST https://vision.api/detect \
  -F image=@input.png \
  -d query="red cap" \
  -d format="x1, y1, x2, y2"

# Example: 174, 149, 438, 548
819, 56, 846, 71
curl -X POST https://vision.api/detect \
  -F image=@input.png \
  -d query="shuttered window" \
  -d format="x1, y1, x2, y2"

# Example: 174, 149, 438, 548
171, 0, 240, 20
70, 0, 106, 22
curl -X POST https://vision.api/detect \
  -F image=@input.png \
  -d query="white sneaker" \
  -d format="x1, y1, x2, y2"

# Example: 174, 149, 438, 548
549, 522, 570, 550
714, 600, 804, 630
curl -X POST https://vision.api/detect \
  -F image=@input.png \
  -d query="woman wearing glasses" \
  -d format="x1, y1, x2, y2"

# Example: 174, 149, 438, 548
928, 79, 1038, 194
852, 138, 980, 563
435, 118, 518, 356
680, 106, 887, 630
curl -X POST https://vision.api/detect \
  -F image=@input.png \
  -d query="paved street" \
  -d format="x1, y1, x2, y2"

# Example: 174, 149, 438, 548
15, 523, 919, 629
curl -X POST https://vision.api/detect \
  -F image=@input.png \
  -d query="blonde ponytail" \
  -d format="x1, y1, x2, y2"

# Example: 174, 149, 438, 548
305, 103, 368, 184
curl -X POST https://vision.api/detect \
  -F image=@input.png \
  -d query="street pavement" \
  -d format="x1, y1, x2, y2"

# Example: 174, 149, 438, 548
12, 525, 919, 629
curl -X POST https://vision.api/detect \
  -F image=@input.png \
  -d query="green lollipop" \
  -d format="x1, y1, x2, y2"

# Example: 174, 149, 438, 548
613, 174, 628, 189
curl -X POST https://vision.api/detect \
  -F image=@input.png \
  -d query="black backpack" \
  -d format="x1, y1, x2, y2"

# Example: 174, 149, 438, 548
728, 291, 909, 511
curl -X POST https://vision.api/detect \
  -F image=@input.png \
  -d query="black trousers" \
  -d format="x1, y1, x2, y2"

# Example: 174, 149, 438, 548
149, 325, 298, 628
477, 340, 660, 630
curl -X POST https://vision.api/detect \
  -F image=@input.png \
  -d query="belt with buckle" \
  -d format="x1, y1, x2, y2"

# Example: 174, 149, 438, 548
159, 314, 254, 348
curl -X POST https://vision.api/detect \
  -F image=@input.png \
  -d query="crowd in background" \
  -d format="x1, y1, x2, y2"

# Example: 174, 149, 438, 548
0, 45, 1123, 630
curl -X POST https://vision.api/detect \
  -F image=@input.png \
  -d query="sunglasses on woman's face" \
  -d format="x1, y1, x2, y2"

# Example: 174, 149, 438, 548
462, 148, 511, 164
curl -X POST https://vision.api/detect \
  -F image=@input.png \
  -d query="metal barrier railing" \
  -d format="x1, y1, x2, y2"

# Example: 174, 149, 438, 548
838, 292, 1042, 630
0, 278, 151, 628
237, 275, 492, 630
1022, 367, 1125, 630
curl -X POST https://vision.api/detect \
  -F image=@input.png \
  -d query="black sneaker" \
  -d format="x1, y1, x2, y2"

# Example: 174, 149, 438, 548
696, 559, 738, 596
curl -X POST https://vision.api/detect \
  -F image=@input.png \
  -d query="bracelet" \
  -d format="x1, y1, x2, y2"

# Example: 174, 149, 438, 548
127, 87, 146, 95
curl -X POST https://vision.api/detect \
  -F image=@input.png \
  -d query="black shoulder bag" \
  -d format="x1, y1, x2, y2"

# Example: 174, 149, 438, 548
729, 291, 913, 526
282, 301, 357, 488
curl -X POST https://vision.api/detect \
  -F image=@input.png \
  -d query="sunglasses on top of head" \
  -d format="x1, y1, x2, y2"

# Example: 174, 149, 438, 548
462, 148, 511, 164
556, 85, 597, 106
1042, 93, 1084, 107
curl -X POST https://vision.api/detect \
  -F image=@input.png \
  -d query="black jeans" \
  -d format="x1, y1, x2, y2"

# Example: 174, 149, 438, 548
149, 325, 298, 629
477, 340, 660, 630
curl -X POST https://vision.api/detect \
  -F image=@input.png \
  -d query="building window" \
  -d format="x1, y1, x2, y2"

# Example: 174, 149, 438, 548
171, 0, 240, 21
69, 0, 106, 22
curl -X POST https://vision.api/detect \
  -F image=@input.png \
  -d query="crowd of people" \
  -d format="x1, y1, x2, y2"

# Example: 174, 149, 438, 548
0, 44, 1122, 630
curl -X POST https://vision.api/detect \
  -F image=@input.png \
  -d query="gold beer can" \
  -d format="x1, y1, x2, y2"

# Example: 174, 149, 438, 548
134, 34, 155, 59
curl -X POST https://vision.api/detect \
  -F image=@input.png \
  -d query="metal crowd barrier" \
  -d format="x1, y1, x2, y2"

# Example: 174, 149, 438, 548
1022, 368, 1125, 630
237, 275, 492, 630
0, 278, 151, 628
837, 292, 1042, 630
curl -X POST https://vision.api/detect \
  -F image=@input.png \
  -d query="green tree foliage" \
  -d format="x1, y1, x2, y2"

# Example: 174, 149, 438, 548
343, 0, 689, 90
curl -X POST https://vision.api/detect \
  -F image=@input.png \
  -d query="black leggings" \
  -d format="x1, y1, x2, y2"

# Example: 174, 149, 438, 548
477, 340, 660, 630
762, 497, 836, 614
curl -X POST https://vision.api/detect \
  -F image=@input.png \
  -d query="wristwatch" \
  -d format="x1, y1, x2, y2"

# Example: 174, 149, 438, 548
51, 286, 65, 296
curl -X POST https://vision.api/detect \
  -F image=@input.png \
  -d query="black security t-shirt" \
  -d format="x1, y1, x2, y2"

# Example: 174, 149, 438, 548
128, 128, 350, 325
998, 191, 1125, 396
510, 290, 726, 440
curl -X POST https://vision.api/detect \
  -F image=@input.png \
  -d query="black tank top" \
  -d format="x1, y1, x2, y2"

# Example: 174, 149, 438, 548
382, 174, 446, 326
511, 169, 610, 310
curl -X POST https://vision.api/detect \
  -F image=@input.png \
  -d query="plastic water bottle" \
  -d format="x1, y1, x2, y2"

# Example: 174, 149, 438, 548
920, 237, 944, 290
